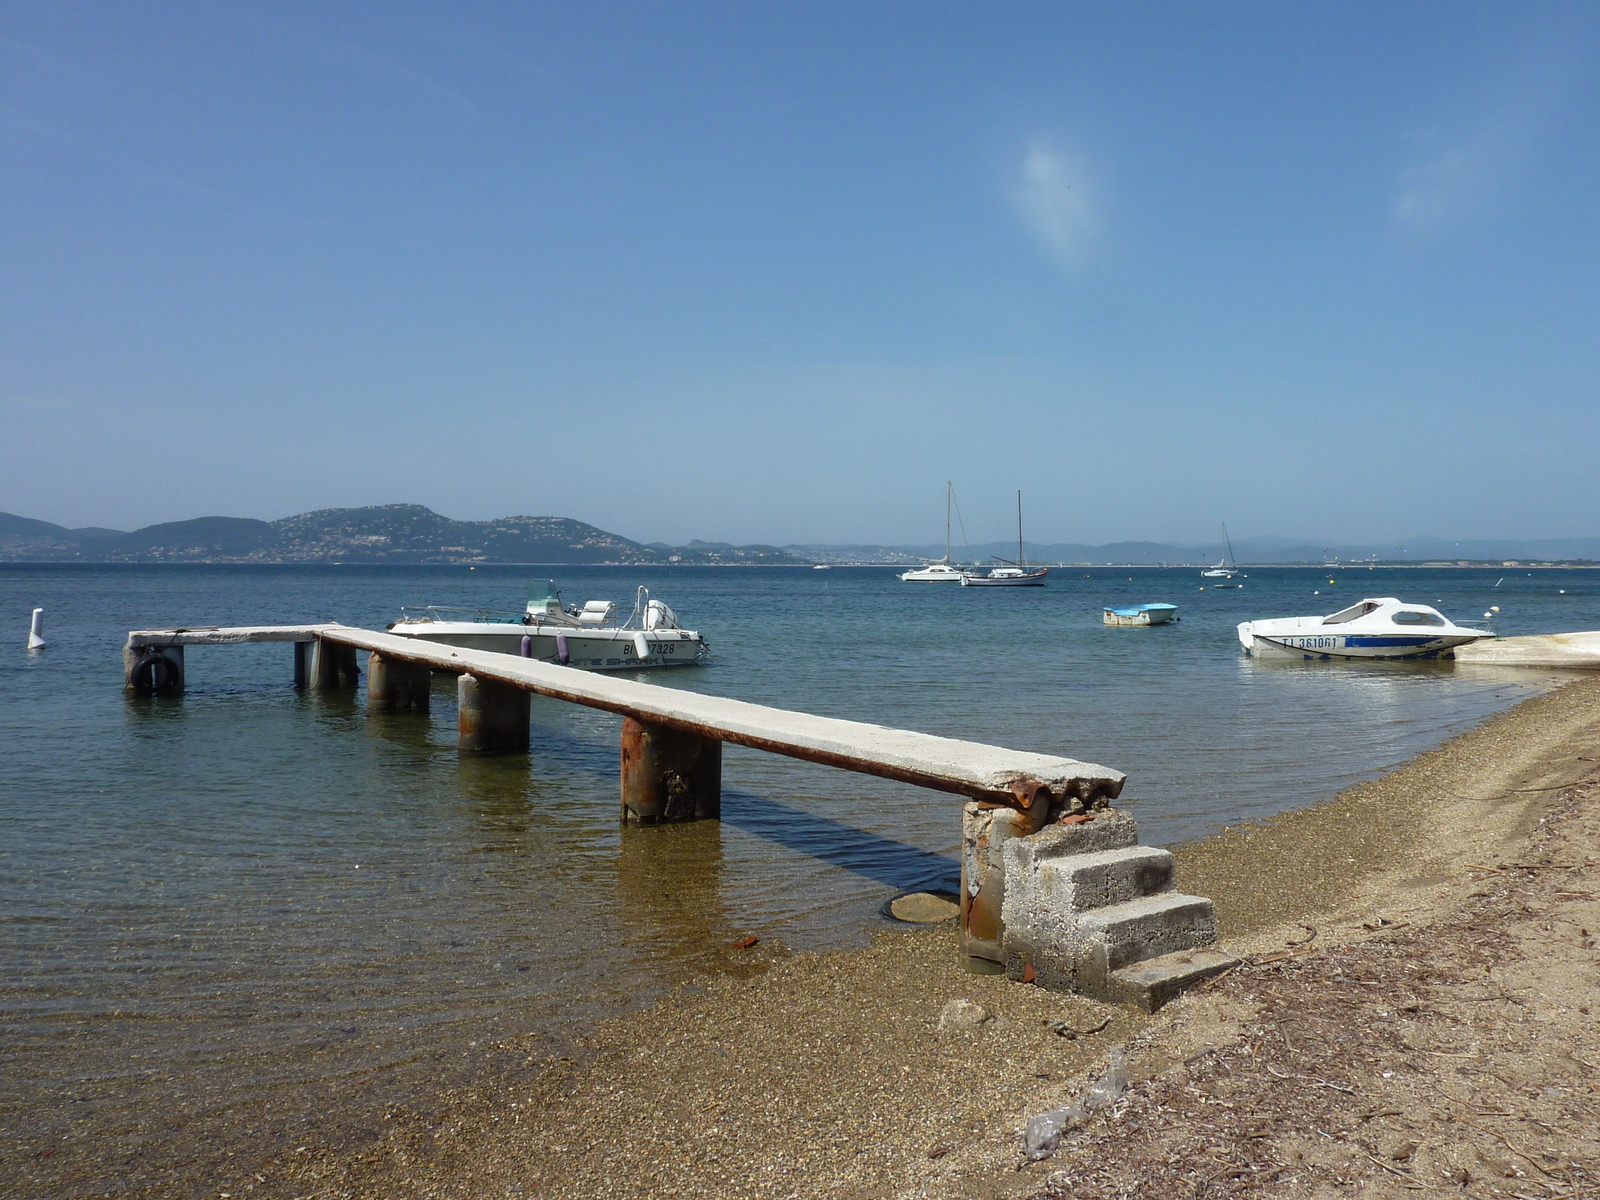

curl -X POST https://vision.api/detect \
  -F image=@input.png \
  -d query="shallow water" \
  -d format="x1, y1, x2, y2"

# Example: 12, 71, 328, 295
2, 563, 1595, 1188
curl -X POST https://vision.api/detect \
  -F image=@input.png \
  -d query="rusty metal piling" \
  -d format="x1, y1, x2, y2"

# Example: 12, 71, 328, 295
620, 717, 722, 822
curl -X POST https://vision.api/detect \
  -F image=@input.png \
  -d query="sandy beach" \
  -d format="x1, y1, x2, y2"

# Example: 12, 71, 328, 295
13, 675, 1600, 1200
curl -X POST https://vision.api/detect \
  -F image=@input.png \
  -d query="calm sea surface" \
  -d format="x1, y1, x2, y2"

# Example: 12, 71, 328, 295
3, 563, 1596, 1190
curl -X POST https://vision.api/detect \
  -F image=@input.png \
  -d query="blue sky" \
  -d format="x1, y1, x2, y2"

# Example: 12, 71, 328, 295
2, 2, 1596, 546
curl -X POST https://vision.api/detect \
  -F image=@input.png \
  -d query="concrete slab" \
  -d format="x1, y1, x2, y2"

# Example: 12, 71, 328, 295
1452, 631, 1600, 669
1110, 947, 1241, 1012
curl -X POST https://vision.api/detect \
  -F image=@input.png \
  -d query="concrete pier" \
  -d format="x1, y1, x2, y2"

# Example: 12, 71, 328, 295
367, 652, 432, 712
959, 801, 1050, 973
312, 639, 360, 689
116, 622, 1248, 1006
620, 717, 722, 823
457, 673, 531, 753
1453, 631, 1600, 669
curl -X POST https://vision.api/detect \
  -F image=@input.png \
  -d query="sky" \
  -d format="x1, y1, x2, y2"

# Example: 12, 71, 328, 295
2, 2, 1597, 547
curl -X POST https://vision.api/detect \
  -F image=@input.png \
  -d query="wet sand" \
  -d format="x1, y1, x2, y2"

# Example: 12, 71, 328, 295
12, 675, 1600, 1200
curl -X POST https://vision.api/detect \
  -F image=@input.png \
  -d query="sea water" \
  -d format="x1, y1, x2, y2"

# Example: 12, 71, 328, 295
2, 563, 1595, 1187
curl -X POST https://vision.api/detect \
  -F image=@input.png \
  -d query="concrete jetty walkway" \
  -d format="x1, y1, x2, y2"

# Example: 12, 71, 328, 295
1454, 630, 1600, 669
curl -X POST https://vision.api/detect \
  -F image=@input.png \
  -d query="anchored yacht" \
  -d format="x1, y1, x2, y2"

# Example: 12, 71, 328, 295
387, 582, 709, 670
902, 481, 965, 581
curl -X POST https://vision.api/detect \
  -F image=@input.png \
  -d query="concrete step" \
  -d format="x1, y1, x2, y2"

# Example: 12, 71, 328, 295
1074, 892, 1219, 987
1110, 946, 1241, 1012
1039, 845, 1175, 911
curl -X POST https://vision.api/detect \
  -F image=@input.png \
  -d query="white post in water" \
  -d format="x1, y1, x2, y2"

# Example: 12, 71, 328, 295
27, 608, 46, 650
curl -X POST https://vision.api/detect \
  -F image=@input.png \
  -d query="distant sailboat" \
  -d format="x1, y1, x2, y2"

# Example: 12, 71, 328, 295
900, 482, 964, 581
961, 492, 1049, 587
1200, 523, 1245, 582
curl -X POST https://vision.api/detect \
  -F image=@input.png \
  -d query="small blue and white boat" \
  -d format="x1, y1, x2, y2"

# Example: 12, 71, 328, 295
1238, 597, 1489, 661
1103, 603, 1178, 626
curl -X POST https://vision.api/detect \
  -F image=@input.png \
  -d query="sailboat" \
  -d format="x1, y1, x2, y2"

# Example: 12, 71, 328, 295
900, 482, 964, 581
961, 492, 1049, 587
1200, 523, 1245, 583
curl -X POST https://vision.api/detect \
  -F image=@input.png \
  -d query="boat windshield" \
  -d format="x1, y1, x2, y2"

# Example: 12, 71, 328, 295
527, 580, 559, 604
1392, 609, 1446, 626
1322, 601, 1382, 625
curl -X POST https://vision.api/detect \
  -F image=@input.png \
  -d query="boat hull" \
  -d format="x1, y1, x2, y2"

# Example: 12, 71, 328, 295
1241, 630, 1484, 661
961, 570, 1049, 587
1104, 604, 1178, 626
389, 623, 707, 670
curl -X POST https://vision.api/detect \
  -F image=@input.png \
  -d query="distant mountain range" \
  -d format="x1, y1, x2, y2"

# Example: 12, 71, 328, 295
1, 505, 1594, 565
0, 505, 803, 566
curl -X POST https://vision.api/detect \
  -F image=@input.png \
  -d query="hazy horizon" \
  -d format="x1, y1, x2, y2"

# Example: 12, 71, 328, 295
4, 4, 1597, 545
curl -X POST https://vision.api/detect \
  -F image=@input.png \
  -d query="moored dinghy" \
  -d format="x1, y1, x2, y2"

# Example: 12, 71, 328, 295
1238, 597, 1490, 661
1104, 603, 1178, 626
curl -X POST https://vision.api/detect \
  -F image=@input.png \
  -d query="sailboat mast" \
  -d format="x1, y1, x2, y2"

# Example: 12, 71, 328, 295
945, 480, 952, 564
1017, 490, 1024, 568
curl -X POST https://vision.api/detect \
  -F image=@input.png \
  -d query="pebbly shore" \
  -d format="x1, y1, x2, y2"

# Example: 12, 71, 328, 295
25, 674, 1596, 1200
241, 673, 1600, 1200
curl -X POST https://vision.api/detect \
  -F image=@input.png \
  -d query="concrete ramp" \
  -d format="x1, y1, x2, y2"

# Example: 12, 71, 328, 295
1453, 631, 1600, 669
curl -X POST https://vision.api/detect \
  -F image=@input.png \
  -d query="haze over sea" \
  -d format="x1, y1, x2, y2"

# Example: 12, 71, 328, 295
3, 562, 1596, 1186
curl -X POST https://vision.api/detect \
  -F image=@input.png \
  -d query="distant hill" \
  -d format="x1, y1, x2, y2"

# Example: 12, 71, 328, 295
0, 505, 806, 566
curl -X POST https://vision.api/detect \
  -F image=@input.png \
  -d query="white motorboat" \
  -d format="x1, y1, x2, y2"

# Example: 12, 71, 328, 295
1201, 523, 1245, 579
961, 490, 1048, 587
1237, 597, 1490, 661
901, 481, 964, 581
387, 582, 709, 670
902, 562, 964, 581
1104, 603, 1178, 626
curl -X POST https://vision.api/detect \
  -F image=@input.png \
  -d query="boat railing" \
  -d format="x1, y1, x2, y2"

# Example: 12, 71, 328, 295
620, 585, 649, 631
397, 605, 528, 626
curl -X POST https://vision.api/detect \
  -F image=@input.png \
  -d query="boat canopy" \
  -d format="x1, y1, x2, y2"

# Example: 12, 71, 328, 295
1321, 599, 1390, 625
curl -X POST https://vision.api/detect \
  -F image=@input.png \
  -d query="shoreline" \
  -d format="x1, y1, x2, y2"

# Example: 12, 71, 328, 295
10, 675, 1598, 1199
254, 675, 1600, 1200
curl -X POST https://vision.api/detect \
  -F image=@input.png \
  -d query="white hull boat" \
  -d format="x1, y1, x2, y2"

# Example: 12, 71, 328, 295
1104, 603, 1178, 626
1201, 522, 1244, 579
387, 582, 709, 671
1238, 597, 1490, 661
902, 481, 964, 581
902, 563, 964, 582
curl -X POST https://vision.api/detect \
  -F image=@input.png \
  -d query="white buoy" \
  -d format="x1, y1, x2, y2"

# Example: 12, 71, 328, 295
27, 607, 45, 649
633, 632, 651, 660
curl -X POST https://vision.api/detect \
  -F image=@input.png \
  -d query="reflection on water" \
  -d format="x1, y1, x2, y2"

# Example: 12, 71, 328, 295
1, 562, 1595, 1189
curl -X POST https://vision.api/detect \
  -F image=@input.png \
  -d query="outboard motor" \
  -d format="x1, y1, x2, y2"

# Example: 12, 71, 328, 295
644, 599, 679, 630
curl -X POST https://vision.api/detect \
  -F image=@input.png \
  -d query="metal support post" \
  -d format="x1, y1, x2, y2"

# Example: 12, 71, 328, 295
457, 673, 530, 753
620, 716, 722, 823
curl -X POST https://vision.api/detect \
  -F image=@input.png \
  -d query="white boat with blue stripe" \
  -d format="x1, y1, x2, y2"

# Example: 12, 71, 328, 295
1238, 597, 1491, 661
